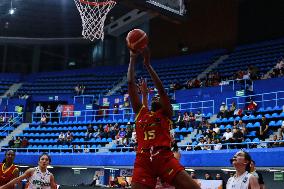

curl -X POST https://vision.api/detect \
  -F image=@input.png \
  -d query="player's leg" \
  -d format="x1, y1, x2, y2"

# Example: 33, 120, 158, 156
172, 170, 200, 189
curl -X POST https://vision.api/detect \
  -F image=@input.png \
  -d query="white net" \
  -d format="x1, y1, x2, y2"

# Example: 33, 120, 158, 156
74, 0, 116, 41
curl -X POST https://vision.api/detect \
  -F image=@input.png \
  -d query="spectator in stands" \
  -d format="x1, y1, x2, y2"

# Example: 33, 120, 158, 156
35, 103, 44, 122
40, 114, 47, 125
275, 58, 284, 71
189, 112, 196, 128
74, 84, 80, 95
13, 137, 21, 148
0, 115, 4, 123
228, 102, 236, 117
204, 172, 213, 180
279, 120, 284, 137
259, 116, 269, 140
194, 137, 205, 150
212, 124, 220, 134
175, 111, 183, 127
217, 102, 228, 118
182, 112, 190, 128
241, 126, 248, 136
123, 97, 130, 115
232, 128, 244, 148
83, 145, 90, 153
85, 124, 94, 140
21, 137, 29, 148
58, 132, 65, 144
211, 131, 221, 140
278, 135, 284, 147
79, 84, 85, 95
221, 128, 233, 143
109, 177, 120, 188
113, 104, 119, 114
65, 131, 73, 144
7, 115, 14, 124
129, 128, 137, 147
185, 79, 193, 89
16, 105, 23, 116
195, 110, 203, 128
8, 137, 14, 148
190, 172, 197, 179
250, 160, 265, 189
248, 65, 259, 80
236, 120, 246, 129
213, 139, 222, 150
246, 100, 257, 115
116, 128, 126, 146
55, 104, 63, 113
204, 138, 212, 150
269, 134, 278, 148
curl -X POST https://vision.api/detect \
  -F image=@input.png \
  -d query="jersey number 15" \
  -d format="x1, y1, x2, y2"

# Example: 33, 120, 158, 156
144, 130, 156, 140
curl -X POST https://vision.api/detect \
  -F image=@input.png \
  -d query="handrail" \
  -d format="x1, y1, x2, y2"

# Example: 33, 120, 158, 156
1, 140, 283, 153
220, 78, 254, 93
0, 112, 23, 135
226, 90, 284, 109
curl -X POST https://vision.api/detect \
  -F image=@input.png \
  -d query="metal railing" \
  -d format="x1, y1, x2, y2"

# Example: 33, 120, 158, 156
226, 90, 284, 109
0, 112, 23, 136
179, 100, 215, 114
1, 140, 284, 153
220, 79, 253, 93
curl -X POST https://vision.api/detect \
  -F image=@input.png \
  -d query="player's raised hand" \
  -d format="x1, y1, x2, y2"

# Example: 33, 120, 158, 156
139, 78, 148, 95
141, 47, 151, 67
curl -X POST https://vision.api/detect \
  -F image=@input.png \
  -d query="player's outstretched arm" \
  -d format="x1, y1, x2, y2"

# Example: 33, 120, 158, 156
127, 50, 142, 114
249, 175, 260, 189
50, 174, 57, 189
0, 168, 34, 189
142, 48, 172, 118
139, 78, 148, 108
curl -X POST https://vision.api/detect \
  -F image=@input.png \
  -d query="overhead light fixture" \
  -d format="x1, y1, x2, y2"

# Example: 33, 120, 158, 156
72, 167, 87, 170
9, 8, 15, 15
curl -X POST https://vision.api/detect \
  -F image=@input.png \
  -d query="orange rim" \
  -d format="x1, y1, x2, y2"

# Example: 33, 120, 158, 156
79, 0, 116, 6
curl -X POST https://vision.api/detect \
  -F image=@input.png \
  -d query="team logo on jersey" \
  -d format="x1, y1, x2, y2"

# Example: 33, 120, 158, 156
166, 168, 174, 175
243, 176, 248, 183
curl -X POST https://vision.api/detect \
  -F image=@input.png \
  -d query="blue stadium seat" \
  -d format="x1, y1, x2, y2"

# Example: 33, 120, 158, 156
276, 120, 283, 126
269, 121, 276, 127
246, 123, 253, 128
252, 138, 260, 143
253, 122, 260, 128
271, 113, 279, 118
245, 138, 251, 143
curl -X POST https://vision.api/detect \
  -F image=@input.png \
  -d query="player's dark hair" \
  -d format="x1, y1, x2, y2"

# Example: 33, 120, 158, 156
39, 153, 51, 163
243, 151, 252, 172
2, 150, 15, 163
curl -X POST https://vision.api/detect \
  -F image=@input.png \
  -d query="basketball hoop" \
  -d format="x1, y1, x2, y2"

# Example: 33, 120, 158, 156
74, 0, 116, 41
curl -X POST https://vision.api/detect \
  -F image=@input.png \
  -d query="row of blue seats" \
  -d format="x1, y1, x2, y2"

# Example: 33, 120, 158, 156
27, 144, 101, 149
214, 112, 284, 124
26, 137, 112, 143
190, 138, 261, 146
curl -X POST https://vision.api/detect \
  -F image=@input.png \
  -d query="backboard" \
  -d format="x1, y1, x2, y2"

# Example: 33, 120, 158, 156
146, 0, 187, 16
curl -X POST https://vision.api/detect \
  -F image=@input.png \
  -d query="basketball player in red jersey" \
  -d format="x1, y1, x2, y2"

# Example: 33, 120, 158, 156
0, 150, 19, 189
128, 47, 200, 189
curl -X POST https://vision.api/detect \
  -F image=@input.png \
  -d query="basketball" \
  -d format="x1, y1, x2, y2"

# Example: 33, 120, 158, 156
126, 29, 148, 51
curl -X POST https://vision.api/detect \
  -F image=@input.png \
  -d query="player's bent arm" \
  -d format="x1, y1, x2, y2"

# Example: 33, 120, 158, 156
127, 54, 142, 114
0, 168, 34, 189
50, 174, 57, 189
249, 175, 260, 189
12, 168, 19, 178
143, 49, 172, 118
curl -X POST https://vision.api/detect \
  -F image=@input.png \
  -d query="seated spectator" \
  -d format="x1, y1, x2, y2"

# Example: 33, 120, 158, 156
65, 131, 73, 144
75, 84, 80, 95
35, 103, 44, 122
58, 132, 65, 144
16, 105, 23, 115
236, 120, 246, 129
232, 128, 244, 147
194, 138, 205, 150
195, 110, 203, 128
175, 111, 183, 127
188, 112, 195, 128
14, 137, 21, 148
246, 100, 257, 115
191, 172, 197, 179
21, 137, 29, 148
203, 138, 212, 150
0, 115, 4, 123
80, 84, 85, 95
228, 102, 236, 117
116, 128, 127, 146
125, 128, 132, 145
213, 139, 222, 150
211, 131, 221, 140
40, 114, 47, 125
270, 135, 278, 148
279, 120, 284, 137
129, 128, 137, 146
259, 116, 269, 141
182, 112, 190, 128
278, 135, 284, 147
83, 145, 90, 153
212, 124, 220, 134
204, 172, 213, 180
217, 102, 228, 118
85, 124, 94, 139
8, 137, 14, 147
241, 126, 248, 136
221, 128, 233, 143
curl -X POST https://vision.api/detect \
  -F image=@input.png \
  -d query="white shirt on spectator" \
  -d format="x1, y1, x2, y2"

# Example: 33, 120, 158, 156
223, 132, 233, 140
220, 105, 228, 112
243, 73, 250, 80
213, 127, 220, 134
195, 113, 203, 122
214, 143, 222, 150
131, 131, 137, 143
58, 133, 65, 140
35, 105, 44, 113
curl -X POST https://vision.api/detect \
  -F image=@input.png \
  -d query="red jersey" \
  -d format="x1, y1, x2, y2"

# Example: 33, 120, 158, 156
135, 106, 172, 151
0, 163, 18, 187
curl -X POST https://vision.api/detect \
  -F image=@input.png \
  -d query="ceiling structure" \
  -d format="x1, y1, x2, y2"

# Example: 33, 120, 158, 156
0, 0, 188, 38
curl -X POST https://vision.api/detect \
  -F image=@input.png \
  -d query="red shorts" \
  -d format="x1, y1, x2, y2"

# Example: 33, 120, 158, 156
132, 150, 184, 189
